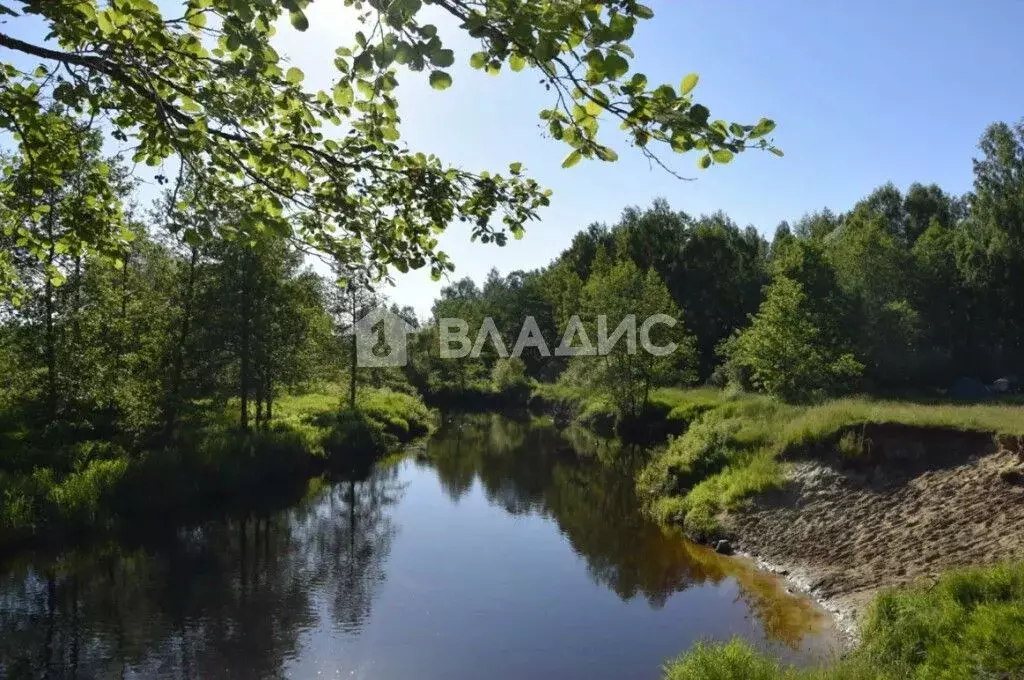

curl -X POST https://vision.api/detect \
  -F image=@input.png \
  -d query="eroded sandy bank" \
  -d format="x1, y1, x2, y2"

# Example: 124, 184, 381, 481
723, 427, 1024, 629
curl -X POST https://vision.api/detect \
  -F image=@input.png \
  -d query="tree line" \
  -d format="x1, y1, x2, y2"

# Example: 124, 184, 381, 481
0, 130, 355, 447
412, 120, 1024, 405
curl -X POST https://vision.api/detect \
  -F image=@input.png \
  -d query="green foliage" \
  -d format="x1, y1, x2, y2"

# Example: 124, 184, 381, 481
664, 638, 790, 680
0, 384, 432, 545
574, 258, 699, 418
491, 356, 531, 397
722, 277, 863, 402
639, 393, 1024, 539
0, 0, 780, 296
663, 563, 1024, 680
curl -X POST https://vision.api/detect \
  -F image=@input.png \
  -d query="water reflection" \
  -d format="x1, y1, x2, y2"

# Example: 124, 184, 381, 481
0, 466, 403, 679
0, 415, 832, 679
425, 413, 824, 645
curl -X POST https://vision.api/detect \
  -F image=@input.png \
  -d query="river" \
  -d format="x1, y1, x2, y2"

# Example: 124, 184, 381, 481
0, 413, 838, 679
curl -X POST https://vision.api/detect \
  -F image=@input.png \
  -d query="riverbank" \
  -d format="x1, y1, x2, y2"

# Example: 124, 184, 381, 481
0, 385, 435, 549
664, 561, 1024, 679
529, 382, 1024, 675
635, 396, 1024, 613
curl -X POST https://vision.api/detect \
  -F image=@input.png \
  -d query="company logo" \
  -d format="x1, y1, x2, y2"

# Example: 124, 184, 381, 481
344, 307, 415, 367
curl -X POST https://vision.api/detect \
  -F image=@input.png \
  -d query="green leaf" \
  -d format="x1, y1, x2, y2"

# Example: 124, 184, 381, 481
750, 118, 777, 139
96, 11, 114, 34
534, 38, 558, 61
698, 154, 712, 169
562, 150, 582, 168
509, 53, 527, 72
433, 49, 455, 68
770, 147, 785, 157
470, 51, 487, 69
333, 83, 353, 107
290, 9, 309, 31
357, 79, 374, 99
286, 67, 304, 84
509, 161, 523, 174
395, 43, 414, 65
603, 53, 629, 79
429, 70, 452, 90
634, 4, 655, 19
712, 149, 734, 163
680, 73, 699, 95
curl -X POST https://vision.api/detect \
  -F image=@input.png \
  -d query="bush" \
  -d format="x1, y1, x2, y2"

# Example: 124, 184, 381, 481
491, 357, 528, 391
721, 276, 862, 402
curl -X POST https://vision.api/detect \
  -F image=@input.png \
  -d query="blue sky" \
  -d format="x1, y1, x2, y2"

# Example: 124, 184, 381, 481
340, 0, 1024, 316
6, 1, 1024, 317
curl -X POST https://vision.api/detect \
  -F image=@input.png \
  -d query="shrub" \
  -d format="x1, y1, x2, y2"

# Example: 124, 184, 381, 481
491, 357, 529, 392
48, 458, 128, 526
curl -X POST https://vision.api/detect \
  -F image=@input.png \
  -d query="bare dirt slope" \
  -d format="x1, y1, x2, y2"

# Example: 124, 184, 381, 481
727, 426, 1024, 621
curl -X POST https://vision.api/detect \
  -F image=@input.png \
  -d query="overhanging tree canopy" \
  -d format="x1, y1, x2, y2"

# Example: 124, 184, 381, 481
0, 0, 780, 294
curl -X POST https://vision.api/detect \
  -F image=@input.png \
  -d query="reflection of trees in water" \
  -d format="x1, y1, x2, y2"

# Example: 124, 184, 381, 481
297, 467, 403, 633
0, 464, 404, 678
425, 414, 822, 645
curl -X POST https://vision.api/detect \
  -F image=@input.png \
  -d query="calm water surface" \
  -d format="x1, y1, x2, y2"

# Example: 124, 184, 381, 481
0, 414, 838, 679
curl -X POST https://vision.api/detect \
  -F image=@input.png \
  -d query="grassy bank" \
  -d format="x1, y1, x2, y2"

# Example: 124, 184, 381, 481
529, 382, 728, 437
665, 561, 1024, 679
0, 385, 434, 548
637, 393, 1024, 540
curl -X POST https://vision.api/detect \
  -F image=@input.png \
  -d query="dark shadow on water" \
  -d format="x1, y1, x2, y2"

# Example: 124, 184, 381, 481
0, 414, 831, 678
421, 413, 827, 642
0, 464, 403, 679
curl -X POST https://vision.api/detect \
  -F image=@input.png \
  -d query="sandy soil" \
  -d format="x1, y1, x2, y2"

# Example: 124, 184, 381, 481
726, 427, 1024, 624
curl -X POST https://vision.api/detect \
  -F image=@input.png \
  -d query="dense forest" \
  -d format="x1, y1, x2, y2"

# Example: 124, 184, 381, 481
413, 119, 1024, 405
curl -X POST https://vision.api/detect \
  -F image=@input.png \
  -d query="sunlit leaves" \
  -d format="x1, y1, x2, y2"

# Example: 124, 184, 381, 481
0, 0, 780, 300
429, 70, 452, 90
750, 118, 777, 139
333, 83, 353, 107
289, 9, 308, 31
634, 4, 655, 20
562, 150, 582, 168
712, 149, 734, 164
680, 73, 699, 95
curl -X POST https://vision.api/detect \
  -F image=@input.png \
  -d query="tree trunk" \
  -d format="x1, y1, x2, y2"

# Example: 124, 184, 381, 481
44, 240, 58, 425
265, 368, 274, 422
240, 253, 252, 432
349, 286, 357, 409
110, 247, 132, 423
164, 246, 199, 438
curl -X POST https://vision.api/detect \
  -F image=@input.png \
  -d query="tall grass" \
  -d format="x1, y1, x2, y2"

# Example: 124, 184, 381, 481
638, 392, 1024, 539
664, 562, 1024, 679
0, 385, 435, 546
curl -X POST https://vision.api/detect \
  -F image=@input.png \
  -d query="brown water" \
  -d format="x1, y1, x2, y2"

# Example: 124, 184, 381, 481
0, 413, 838, 679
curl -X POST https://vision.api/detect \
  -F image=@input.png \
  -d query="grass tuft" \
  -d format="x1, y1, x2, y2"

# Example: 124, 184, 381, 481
663, 562, 1024, 679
